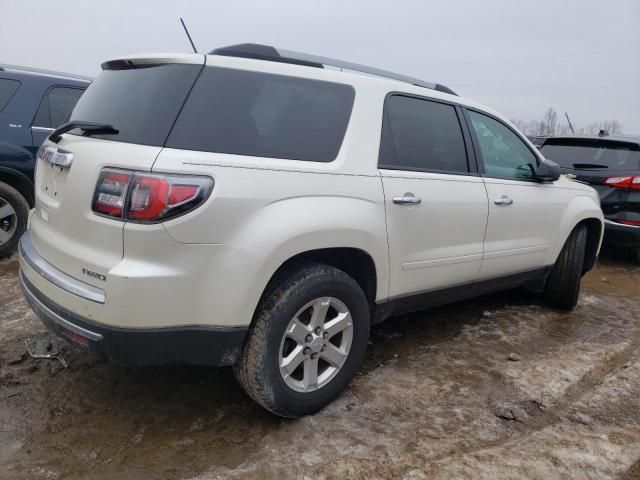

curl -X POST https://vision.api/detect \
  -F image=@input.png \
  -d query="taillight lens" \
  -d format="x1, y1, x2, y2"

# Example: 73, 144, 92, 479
93, 170, 132, 217
92, 169, 213, 223
605, 176, 640, 190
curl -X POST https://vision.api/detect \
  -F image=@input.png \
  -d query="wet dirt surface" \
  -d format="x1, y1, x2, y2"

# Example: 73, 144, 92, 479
1, 248, 639, 479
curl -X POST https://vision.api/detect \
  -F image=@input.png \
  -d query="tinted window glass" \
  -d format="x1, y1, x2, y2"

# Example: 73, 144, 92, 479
379, 95, 468, 173
0, 79, 20, 112
468, 111, 538, 180
70, 64, 202, 146
167, 67, 355, 162
540, 140, 640, 171
33, 87, 84, 128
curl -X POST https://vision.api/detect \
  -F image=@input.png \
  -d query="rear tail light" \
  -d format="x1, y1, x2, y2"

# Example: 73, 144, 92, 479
605, 176, 640, 190
92, 168, 213, 223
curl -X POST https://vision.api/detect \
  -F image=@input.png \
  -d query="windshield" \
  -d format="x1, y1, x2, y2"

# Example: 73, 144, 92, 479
540, 139, 640, 170
69, 63, 202, 146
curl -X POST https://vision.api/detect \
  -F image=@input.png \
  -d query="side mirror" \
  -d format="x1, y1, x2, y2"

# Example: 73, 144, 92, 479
534, 157, 561, 182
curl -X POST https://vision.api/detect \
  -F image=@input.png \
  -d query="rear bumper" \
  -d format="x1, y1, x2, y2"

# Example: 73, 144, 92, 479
19, 270, 248, 367
604, 219, 640, 249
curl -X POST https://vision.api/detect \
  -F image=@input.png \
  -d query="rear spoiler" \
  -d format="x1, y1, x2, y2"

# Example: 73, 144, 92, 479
101, 54, 205, 71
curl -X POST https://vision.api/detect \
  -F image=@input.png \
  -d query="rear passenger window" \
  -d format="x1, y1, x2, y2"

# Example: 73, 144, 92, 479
33, 87, 84, 129
167, 67, 355, 162
379, 95, 469, 173
0, 79, 20, 112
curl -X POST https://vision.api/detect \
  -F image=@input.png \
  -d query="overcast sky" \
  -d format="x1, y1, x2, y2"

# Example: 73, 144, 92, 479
2, 0, 639, 134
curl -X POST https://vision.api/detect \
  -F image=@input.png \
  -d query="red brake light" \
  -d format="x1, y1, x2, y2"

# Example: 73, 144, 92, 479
170, 185, 200, 205
128, 176, 170, 220
605, 176, 640, 190
92, 169, 213, 222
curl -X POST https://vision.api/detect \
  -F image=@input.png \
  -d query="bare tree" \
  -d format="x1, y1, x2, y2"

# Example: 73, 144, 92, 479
580, 120, 624, 135
542, 108, 558, 136
512, 109, 623, 137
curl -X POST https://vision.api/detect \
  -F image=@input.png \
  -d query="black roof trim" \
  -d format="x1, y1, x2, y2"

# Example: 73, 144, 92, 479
211, 43, 323, 68
209, 43, 457, 96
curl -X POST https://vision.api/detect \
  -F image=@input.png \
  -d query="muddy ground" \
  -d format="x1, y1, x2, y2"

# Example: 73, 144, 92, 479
1, 248, 639, 480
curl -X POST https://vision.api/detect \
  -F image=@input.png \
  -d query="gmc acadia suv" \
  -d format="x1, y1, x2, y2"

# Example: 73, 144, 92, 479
0, 64, 89, 257
18, 44, 604, 417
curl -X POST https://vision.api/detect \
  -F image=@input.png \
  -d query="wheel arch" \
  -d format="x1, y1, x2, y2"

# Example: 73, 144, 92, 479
551, 194, 603, 267
255, 247, 379, 322
576, 217, 603, 273
0, 167, 35, 207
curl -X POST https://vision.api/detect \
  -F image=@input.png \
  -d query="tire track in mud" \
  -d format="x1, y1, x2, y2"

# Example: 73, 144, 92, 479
420, 337, 640, 472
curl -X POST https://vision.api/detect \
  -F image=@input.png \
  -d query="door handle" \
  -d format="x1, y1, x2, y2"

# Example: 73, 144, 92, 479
392, 193, 422, 205
494, 195, 513, 206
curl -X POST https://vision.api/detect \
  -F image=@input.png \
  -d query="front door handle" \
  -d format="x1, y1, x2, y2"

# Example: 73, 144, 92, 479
392, 193, 422, 205
494, 195, 514, 206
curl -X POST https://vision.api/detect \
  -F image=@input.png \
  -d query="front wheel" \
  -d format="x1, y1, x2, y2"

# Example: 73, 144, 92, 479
234, 263, 370, 417
0, 183, 29, 259
544, 225, 587, 310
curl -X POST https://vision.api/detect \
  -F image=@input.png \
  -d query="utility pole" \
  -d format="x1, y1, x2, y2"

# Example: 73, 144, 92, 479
565, 112, 575, 135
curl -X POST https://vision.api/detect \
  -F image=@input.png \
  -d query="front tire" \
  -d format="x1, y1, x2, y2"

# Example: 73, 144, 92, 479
0, 182, 29, 259
234, 263, 370, 417
544, 225, 587, 310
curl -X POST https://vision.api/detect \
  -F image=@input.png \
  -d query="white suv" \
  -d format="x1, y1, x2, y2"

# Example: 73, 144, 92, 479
19, 44, 604, 417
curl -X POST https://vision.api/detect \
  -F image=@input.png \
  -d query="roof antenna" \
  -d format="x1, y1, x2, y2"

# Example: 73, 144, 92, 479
180, 17, 198, 53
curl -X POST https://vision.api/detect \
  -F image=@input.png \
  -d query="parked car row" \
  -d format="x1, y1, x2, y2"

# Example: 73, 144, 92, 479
1, 44, 628, 416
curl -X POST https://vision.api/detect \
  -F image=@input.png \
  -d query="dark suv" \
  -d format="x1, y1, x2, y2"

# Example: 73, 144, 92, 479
539, 133, 640, 260
0, 64, 90, 257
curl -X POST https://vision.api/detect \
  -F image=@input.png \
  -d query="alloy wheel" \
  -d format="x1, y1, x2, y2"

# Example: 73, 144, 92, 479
278, 296, 354, 392
0, 197, 17, 245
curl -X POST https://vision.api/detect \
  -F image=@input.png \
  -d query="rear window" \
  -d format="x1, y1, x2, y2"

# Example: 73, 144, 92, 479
166, 67, 355, 162
540, 139, 640, 171
33, 87, 84, 128
69, 63, 202, 146
0, 78, 20, 112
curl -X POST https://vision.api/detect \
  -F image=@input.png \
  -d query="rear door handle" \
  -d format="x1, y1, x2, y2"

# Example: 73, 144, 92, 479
392, 193, 422, 205
494, 195, 513, 206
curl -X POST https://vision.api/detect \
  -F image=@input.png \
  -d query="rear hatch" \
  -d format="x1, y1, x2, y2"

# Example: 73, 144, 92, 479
30, 56, 204, 287
539, 138, 640, 222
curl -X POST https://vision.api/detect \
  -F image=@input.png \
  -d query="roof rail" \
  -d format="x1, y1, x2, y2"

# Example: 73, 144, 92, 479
210, 43, 457, 96
0, 63, 92, 82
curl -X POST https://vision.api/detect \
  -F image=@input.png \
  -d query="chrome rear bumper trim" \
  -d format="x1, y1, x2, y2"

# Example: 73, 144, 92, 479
20, 271, 103, 341
19, 231, 106, 304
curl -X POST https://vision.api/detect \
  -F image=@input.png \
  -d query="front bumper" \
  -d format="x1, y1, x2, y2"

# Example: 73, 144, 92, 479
604, 219, 640, 249
18, 254, 248, 367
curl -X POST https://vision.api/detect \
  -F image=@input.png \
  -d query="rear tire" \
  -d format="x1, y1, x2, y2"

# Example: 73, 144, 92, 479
544, 225, 587, 310
0, 182, 29, 259
234, 263, 370, 418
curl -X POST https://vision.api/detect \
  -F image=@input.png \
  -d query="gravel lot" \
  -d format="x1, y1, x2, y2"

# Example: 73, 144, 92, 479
1, 248, 639, 480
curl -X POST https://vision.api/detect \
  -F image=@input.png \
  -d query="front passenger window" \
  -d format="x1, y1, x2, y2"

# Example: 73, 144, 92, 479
468, 111, 538, 180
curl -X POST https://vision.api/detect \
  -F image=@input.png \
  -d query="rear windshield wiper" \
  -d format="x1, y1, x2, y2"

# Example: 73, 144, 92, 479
572, 163, 609, 169
49, 121, 119, 144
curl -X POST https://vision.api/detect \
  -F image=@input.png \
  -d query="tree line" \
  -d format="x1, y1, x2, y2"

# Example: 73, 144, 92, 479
512, 108, 623, 137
